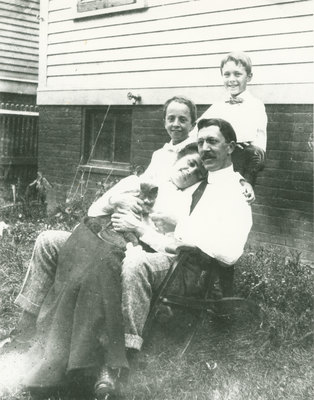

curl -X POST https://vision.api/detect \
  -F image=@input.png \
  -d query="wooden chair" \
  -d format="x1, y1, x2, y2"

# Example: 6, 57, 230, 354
144, 245, 257, 356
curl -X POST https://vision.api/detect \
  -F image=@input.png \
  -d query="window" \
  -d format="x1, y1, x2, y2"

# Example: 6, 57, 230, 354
73, 0, 147, 18
83, 107, 132, 173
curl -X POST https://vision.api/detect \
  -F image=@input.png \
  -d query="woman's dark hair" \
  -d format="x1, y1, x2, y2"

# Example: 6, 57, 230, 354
163, 96, 197, 124
197, 118, 237, 143
177, 142, 198, 159
177, 142, 207, 179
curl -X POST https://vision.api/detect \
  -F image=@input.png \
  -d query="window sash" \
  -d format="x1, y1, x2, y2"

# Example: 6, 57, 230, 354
84, 108, 132, 166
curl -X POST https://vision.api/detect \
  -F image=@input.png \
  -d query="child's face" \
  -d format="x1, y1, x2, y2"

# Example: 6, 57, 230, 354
164, 101, 193, 145
221, 61, 252, 97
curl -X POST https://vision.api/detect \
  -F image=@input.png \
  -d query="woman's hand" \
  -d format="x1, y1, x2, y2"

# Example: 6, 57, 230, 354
150, 212, 178, 233
109, 191, 143, 214
111, 209, 145, 235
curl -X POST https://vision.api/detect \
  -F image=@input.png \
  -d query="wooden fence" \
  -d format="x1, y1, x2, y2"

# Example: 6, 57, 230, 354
0, 103, 38, 195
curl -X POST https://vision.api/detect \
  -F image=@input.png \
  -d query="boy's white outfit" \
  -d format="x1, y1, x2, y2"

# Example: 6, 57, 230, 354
189, 89, 267, 151
188, 89, 267, 185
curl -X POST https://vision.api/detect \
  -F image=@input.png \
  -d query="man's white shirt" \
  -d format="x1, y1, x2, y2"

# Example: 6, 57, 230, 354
174, 165, 252, 265
141, 166, 252, 265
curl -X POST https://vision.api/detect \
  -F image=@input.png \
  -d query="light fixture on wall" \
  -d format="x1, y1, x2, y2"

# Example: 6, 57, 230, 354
127, 92, 142, 105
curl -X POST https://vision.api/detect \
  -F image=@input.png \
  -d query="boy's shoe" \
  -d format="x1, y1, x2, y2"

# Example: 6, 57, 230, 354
94, 367, 121, 400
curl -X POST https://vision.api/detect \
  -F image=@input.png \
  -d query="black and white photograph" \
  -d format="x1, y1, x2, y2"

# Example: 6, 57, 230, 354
0, 1, 313, 399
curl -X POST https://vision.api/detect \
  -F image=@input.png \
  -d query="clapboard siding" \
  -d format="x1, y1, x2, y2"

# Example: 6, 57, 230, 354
0, 57, 38, 68
46, 63, 313, 90
47, 16, 312, 55
0, 0, 39, 9
48, 0, 304, 31
0, 23, 39, 39
47, 47, 312, 76
37, 0, 314, 104
0, 32, 38, 46
1, 35, 39, 49
48, 1, 312, 42
0, 0, 39, 86
47, 31, 313, 66
0, 50, 38, 62
1, 43, 39, 57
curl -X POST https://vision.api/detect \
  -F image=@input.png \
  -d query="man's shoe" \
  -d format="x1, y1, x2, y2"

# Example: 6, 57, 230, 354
94, 367, 120, 400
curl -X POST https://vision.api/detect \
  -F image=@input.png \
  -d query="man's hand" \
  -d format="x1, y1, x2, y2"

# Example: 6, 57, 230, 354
165, 239, 197, 254
111, 209, 145, 235
240, 180, 255, 205
150, 212, 178, 233
109, 191, 143, 214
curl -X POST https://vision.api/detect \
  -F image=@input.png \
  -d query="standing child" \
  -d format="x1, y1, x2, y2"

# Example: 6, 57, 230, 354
142, 96, 197, 185
191, 51, 267, 186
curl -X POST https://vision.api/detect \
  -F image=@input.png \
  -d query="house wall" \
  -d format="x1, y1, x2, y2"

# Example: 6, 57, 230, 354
38, 0, 313, 105
36, 0, 313, 262
0, 0, 39, 95
38, 103, 314, 263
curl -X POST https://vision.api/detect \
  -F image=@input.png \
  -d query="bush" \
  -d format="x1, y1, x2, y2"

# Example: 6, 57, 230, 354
235, 247, 313, 347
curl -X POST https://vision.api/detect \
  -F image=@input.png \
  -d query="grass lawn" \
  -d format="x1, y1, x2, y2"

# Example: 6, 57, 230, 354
0, 205, 313, 400
126, 312, 313, 400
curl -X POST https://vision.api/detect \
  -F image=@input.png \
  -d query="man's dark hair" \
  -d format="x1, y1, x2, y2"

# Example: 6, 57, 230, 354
197, 118, 237, 143
163, 96, 197, 125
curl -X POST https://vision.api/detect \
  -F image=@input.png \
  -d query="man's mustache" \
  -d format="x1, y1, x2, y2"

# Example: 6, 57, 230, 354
201, 152, 215, 161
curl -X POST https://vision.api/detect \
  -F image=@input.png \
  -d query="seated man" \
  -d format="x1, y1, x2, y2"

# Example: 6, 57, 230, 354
110, 118, 253, 352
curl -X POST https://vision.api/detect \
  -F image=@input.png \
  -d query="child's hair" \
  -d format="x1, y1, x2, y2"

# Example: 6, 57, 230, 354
220, 51, 252, 76
163, 96, 197, 125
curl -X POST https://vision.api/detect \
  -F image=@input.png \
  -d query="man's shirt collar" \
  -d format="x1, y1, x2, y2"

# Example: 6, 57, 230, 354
207, 165, 235, 184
